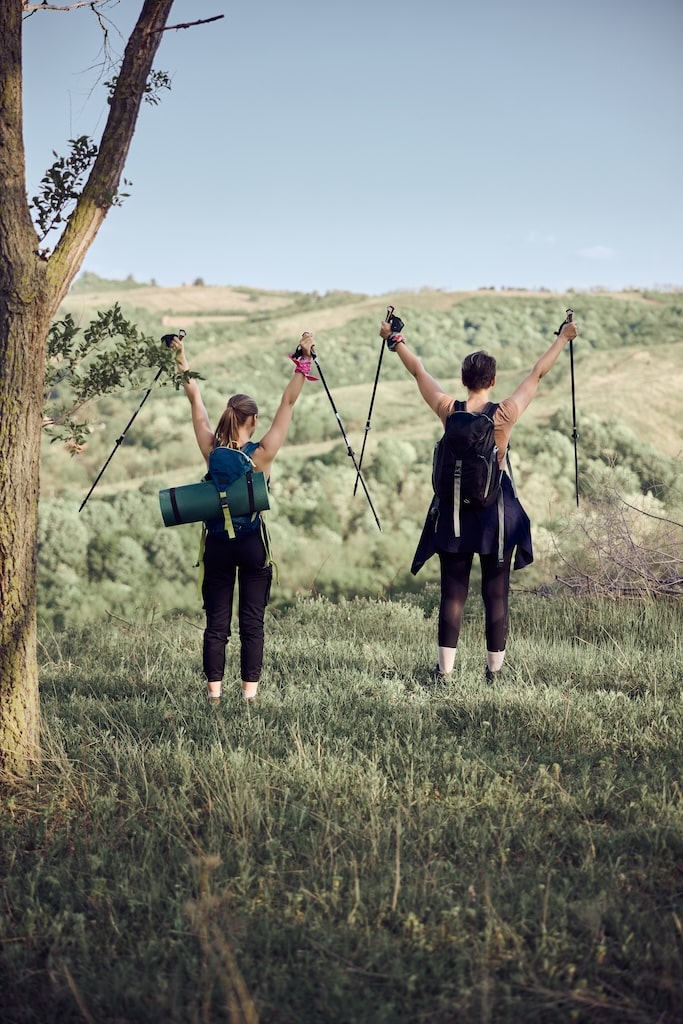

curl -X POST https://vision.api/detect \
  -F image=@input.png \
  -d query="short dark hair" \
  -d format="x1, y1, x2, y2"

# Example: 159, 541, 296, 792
461, 350, 496, 390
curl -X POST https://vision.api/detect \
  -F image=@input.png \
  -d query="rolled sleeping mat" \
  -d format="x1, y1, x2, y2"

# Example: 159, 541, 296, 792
159, 472, 270, 527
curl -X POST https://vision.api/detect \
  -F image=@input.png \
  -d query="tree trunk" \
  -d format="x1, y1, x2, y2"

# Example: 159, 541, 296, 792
0, 292, 51, 774
0, 0, 174, 775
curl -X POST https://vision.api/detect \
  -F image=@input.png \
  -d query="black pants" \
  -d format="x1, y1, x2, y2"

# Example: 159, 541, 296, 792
202, 529, 272, 683
437, 549, 513, 652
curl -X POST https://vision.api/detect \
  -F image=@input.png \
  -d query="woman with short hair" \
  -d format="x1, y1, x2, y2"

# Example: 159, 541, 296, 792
380, 316, 578, 682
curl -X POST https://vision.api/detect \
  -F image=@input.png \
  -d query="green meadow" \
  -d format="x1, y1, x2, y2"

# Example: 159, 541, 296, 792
1, 280, 681, 1021
1, 595, 682, 1022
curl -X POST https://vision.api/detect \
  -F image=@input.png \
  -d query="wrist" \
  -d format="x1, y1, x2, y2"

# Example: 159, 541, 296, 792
387, 333, 406, 352
288, 352, 318, 381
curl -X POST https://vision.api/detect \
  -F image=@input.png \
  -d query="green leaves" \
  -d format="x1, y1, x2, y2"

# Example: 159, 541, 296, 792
30, 135, 98, 241
105, 69, 172, 107
43, 304, 188, 446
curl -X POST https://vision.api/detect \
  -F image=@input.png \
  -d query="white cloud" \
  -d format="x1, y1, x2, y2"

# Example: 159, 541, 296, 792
576, 245, 617, 261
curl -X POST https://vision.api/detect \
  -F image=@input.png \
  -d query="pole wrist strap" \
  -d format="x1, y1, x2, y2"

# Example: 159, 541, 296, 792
288, 354, 318, 381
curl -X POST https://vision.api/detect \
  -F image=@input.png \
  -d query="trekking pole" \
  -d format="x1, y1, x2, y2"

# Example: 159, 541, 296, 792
555, 309, 579, 507
79, 330, 185, 512
353, 305, 404, 496
294, 341, 382, 530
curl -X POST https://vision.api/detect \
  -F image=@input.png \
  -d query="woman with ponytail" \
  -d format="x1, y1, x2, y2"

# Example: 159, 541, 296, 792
171, 332, 316, 705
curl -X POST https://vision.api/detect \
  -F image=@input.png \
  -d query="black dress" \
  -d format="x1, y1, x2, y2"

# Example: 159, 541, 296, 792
411, 473, 533, 575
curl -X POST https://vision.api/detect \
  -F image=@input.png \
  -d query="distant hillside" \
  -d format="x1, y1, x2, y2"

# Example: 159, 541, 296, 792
57, 277, 683, 457
37, 278, 683, 628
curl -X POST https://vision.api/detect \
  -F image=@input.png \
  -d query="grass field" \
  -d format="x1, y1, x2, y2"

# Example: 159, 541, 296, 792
1, 595, 682, 1023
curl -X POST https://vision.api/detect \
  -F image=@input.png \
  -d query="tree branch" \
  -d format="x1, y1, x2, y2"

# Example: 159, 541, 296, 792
22, 4, 225, 30
43, 0, 173, 308
617, 495, 683, 531
163, 16, 225, 31
23, 2, 104, 14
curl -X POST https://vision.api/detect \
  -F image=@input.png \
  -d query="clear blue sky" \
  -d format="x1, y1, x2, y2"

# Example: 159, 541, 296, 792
21, 0, 683, 295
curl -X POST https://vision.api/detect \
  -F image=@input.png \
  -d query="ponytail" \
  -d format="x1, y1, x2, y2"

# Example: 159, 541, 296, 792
214, 394, 258, 449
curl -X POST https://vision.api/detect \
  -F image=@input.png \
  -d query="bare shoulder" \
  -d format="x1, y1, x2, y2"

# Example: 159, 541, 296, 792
435, 393, 455, 425
251, 442, 271, 475
494, 396, 521, 426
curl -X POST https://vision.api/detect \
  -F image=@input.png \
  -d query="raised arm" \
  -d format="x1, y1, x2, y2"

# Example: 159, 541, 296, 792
508, 319, 579, 417
379, 320, 450, 421
254, 332, 315, 476
170, 337, 215, 461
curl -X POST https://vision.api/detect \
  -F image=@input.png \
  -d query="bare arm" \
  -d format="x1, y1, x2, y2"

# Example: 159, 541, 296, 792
169, 338, 214, 461
508, 320, 579, 417
379, 321, 449, 421
254, 332, 315, 476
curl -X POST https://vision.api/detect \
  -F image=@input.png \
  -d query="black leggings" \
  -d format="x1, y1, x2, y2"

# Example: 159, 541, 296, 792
202, 530, 272, 682
437, 549, 513, 652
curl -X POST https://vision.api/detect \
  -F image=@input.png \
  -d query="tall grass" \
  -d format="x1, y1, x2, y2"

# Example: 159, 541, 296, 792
1, 596, 682, 1023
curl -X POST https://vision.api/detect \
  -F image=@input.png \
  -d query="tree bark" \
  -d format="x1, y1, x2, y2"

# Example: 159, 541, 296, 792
0, 0, 174, 775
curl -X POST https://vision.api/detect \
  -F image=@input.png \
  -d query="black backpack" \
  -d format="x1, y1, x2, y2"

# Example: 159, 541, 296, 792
432, 401, 512, 562
433, 401, 502, 508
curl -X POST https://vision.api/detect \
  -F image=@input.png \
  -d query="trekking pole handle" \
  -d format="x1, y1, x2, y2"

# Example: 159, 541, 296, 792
161, 328, 186, 348
291, 331, 314, 360
386, 307, 405, 335
554, 308, 573, 336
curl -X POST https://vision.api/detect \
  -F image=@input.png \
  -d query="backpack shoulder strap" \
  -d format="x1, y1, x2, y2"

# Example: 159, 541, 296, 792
452, 400, 498, 416
209, 444, 256, 470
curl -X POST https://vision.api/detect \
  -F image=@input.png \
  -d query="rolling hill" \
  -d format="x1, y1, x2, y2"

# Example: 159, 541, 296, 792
37, 277, 683, 627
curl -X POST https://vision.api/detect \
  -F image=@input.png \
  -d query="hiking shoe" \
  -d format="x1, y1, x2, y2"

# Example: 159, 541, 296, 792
428, 665, 452, 682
